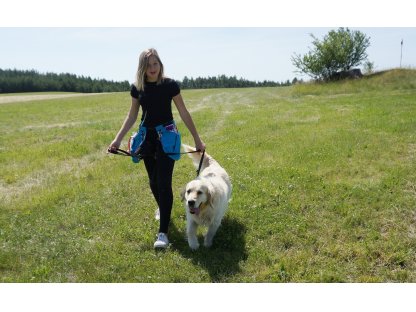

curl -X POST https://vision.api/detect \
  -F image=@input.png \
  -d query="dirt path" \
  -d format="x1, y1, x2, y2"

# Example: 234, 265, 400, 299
0, 93, 108, 104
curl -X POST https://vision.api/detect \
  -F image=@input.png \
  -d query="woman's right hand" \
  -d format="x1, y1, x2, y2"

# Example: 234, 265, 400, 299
107, 139, 121, 153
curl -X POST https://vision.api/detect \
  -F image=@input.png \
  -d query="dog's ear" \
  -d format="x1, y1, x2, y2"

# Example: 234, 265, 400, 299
206, 186, 214, 207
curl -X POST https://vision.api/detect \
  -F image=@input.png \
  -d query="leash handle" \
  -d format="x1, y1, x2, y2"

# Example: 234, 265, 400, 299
107, 148, 132, 156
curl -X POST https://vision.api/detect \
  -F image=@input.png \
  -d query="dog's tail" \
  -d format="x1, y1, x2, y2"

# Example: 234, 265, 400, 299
182, 144, 211, 171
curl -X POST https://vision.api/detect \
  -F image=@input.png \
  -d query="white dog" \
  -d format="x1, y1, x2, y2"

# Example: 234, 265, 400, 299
181, 144, 232, 250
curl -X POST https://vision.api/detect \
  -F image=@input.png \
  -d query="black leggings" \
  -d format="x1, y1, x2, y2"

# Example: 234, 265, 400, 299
142, 130, 175, 234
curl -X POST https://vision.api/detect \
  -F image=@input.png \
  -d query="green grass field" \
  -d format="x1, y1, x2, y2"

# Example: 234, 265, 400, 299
1, 69, 415, 282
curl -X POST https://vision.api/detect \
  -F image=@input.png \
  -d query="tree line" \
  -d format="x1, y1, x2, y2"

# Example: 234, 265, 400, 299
0, 69, 295, 94
179, 75, 292, 89
0, 69, 130, 93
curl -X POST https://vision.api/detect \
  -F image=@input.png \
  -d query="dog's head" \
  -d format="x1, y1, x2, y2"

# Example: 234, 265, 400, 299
181, 180, 211, 216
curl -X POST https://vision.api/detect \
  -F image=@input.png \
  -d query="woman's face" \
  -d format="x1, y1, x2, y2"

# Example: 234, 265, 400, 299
146, 55, 161, 82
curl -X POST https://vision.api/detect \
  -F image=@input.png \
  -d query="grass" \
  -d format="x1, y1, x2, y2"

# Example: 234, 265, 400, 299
1, 69, 415, 282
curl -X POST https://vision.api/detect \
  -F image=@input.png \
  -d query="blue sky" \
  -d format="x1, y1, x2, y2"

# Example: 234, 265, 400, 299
1, 27, 415, 84
1, 1, 415, 84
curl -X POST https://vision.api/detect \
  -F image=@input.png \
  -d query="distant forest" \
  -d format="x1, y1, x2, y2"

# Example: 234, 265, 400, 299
178, 75, 293, 89
0, 69, 294, 93
0, 69, 130, 93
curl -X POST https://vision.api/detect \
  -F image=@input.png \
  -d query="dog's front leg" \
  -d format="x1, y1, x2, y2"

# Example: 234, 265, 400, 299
204, 221, 221, 248
187, 218, 200, 250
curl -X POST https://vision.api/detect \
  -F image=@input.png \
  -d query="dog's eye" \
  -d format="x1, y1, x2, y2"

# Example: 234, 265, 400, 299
197, 191, 203, 195
187, 190, 191, 194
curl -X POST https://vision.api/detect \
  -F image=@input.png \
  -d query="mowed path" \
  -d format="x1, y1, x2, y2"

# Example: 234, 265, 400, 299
0, 93, 107, 104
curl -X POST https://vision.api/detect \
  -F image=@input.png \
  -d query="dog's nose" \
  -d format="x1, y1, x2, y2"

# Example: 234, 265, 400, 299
187, 200, 195, 207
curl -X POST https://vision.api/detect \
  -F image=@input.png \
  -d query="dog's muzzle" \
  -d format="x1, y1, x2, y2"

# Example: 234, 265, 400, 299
187, 200, 200, 215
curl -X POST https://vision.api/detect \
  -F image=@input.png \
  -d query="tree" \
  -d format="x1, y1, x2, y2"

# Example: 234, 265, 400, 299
291, 28, 371, 81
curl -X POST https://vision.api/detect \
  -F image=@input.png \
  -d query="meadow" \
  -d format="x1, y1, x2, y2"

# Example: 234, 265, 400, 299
1, 69, 415, 282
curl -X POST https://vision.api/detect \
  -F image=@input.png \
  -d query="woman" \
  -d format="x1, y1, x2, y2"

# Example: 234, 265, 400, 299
108, 48, 205, 249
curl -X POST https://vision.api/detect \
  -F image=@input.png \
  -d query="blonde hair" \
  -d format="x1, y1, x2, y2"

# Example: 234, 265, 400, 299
134, 48, 165, 91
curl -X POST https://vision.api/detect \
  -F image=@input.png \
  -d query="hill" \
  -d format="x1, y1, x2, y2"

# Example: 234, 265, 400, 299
292, 68, 416, 95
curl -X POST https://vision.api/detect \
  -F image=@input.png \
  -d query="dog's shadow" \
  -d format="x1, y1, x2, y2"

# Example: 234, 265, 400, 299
170, 217, 248, 282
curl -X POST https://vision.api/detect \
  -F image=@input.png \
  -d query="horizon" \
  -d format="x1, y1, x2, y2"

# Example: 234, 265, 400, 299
2, 66, 415, 87
0, 67, 301, 84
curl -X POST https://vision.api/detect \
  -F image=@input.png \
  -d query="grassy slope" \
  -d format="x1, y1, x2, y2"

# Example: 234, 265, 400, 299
1, 69, 415, 282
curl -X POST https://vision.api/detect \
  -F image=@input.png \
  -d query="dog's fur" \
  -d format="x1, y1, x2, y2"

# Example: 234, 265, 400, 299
181, 144, 232, 250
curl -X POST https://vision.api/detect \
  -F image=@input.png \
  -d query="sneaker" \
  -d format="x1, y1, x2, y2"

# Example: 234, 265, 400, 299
154, 233, 169, 249
155, 208, 160, 221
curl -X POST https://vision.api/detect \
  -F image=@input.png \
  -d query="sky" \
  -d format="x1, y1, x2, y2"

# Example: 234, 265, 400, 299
1, 0, 415, 85
1, 27, 415, 84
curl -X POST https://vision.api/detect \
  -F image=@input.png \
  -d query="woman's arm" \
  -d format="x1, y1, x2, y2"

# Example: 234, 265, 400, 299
173, 93, 205, 152
108, 97, 140, 151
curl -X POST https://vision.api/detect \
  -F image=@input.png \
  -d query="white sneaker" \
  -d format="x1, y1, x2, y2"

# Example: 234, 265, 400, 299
155, 208, 160, 221
154, 233, 169, 249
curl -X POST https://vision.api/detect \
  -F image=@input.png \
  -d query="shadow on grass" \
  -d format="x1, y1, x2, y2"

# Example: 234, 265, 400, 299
169, 217, 248, 282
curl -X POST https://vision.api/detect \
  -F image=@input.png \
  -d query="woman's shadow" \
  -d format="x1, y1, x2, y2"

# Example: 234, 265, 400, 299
169, 217, 248, 282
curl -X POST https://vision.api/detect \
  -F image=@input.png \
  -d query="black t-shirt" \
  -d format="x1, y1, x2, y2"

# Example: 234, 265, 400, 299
130, 78, 180, 127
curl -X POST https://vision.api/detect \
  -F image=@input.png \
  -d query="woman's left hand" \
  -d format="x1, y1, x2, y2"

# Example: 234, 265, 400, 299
195, 139, 206, 153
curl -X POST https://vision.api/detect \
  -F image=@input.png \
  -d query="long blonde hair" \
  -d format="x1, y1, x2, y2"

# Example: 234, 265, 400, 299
134, 48, 164, 91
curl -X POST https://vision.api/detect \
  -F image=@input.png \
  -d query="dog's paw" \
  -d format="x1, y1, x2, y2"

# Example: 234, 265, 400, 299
189, 242, 200, 250
188, 238, 200, 250
204, 237, 213, 248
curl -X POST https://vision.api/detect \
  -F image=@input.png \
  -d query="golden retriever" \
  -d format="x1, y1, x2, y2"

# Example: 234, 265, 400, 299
181, 144, 232, 250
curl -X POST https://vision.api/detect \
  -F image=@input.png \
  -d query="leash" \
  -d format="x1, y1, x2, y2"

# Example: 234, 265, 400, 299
107, 148, 201, 158
108, 147, 205, 177
196, 150, 205, 177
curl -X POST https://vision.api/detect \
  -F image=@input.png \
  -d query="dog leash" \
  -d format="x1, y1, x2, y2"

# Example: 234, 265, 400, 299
108, 147, 205, 177
107, 147, 201, 158
196, 150, 205, 177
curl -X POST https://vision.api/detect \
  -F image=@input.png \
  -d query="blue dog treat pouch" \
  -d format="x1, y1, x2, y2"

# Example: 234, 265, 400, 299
128, 124, 146, 163
156, 121, 181, 161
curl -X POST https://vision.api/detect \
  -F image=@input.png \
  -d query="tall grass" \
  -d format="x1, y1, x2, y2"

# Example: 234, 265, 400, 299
1, 69, 415, 282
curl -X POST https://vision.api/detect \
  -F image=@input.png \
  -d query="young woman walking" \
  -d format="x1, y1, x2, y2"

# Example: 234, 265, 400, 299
108, 48, 205, 249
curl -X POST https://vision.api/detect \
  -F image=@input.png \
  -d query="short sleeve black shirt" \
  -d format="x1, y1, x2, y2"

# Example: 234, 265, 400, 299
130, 78, 180, 127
